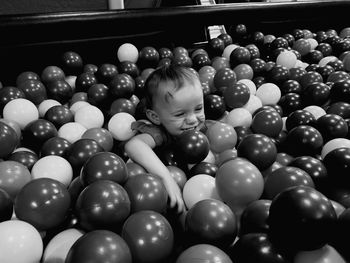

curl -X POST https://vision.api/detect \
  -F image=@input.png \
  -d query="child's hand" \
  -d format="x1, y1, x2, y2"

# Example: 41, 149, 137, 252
162, 177, 185, 214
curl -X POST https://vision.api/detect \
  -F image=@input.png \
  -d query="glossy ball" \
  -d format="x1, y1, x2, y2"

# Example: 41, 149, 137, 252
122, 210, 174, 263
46, 79, 73, 105
316, 113, 348, 142
240, 199, 271, 236
17, 79, 47, 105
230, 46, 251, 68
109, 73, 135, 99
31, 155, 73, 187
285, 125, 324, 157
75, 72, 97, 92
223, 82, 250, 109
176, 130, 210, 164
138, 46, 160, 69
0, 220, 43, 263
123, 173, 168, 213
0, 160, 31, 200
185, 199, 237, 248
176, 244, 232, 263
268, 185, 337, 251
117, 43, 139, 63
285, 109, 316, 131
14, 178, 71, 230
255, 83, 281, 105
302, 82, 331, 107
237, 134, 277, 171
321, 138, 350, 159
329, 79, 350, 103
323, 147, 350, 185
183, 174, 221, 210
108, 112, 136, 141
40, 136, 72, 158
67, 138, 104, 173
45, 105, 74, 129
0, 189, 13, 222
3, 98, 39, 129
81, 127, 114, 152
215, 158, 264, 217
7, 150, 38, 171
251, 109, 283, 138
87, 83, 110, 107
204, 94, 226, 120
66, 230, 132, 263
263, 166, 315, 200
0, 122, 19, 159
205, 121, 237, 153
74, 105, 104, 129
167, 165, 187, 190
75, 180, 130, 232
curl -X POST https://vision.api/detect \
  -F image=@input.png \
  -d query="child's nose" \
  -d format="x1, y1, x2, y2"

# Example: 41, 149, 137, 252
186, 113, 197, 124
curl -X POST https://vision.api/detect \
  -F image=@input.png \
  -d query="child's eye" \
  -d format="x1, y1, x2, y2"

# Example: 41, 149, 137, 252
195, 106, 203, 112
174, 112, 184, 117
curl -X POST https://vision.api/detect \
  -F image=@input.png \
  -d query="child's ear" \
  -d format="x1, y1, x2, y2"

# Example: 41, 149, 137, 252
146, 109, 161, 125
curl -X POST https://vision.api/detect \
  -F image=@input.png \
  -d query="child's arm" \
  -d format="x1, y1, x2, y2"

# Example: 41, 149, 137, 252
124, 133, 185, 214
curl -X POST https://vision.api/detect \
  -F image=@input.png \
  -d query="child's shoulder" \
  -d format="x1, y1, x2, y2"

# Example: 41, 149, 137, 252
131, 119, 169, 147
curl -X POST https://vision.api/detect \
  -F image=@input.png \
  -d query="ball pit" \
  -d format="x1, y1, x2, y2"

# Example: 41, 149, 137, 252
2, 6, 350, 261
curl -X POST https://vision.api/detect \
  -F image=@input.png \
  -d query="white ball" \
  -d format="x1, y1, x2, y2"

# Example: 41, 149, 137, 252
74, 105, 104, 129
3, 98, 39, 129
255, 83, 281, 105
242, 95, 262, 114
276, 50, 297, 69
237, 79, 257, 95
117, 43, 139, 63
70, 101, 90, 114
0, 220, 43, 263
65, 76, 77, 92
318, 56, 338, 67
225, 108, 252, 128
42, 228, 84, 263
321, 138, 350, 159
31, 155, 73, 187
108, 112, 137, 141
58, 122, 87, 144
306, 38, 318, 50
303, 105, 326, 120
222, 44, 239, 60
38, 99, 61, 118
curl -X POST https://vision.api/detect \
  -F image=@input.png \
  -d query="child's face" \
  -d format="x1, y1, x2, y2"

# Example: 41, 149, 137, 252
152, 79, 205, 137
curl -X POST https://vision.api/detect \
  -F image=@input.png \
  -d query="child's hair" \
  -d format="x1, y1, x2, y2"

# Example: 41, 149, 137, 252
144, 64, 200, 110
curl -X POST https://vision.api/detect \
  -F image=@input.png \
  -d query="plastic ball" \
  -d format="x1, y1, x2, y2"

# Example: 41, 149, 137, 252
316, 113, 348, 142
69, 100, 90, 114
0, 220, 43, 263
42, 228, 84, 263
167, 165, 187, 190
126, 162, 147, 178
188, 161, 218, 178
321, 138, 350, 159
182, 173, 221, 210
233, 63, 254, 80
323, 147, 350, 185
215, 158, 264, 217
117, 43, 139, 63
45, 105, 74, 129
0, 122, 19, 158
74, 105, 104, 129
205, 121, 237, 153
185, 199, 237, 248
285, 125, 324, 157
223, 82, 250, 109
122, 210, 174, 263
255, 83, 281, 105
109, 98, 136, 116
123, 173, 168, 213
108, 112, 137, 141
213, 67, 237, 95
225, 107, 252, 128
268, 185, 337, 251
0, 160, 31, 200
40, 136, 72, 158
327, 102, 350, 119
276, 50, 297, 69
289, 156, 328, 193
3, 98, 39, 129
294, 244, 346, 263
176, 244, 232, 263
304, 105, 327, 119
38, 99, 61, 118
17, 79, 47, 105
237, 133, 277, 171
80, 151, 128, 186
242, 95, 263, 114
58, 122, 87, 144
237, 79, 257, 95
285, 109, 316, 131
204, 94, 226, 120
176, 130, 210, 164
67, 138, 104, 173
263, 166, 315, 200
0, 189, 13, 222
14, 178, 71, 230
66, 230, 132, 263
22, 118, 58, 154
31, 155, 73, 187
227, 232, 289, 263
81, 127, 113, 152
239, 199, 271, 236
251, 109, 283, 138
75, 180, 130, 232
